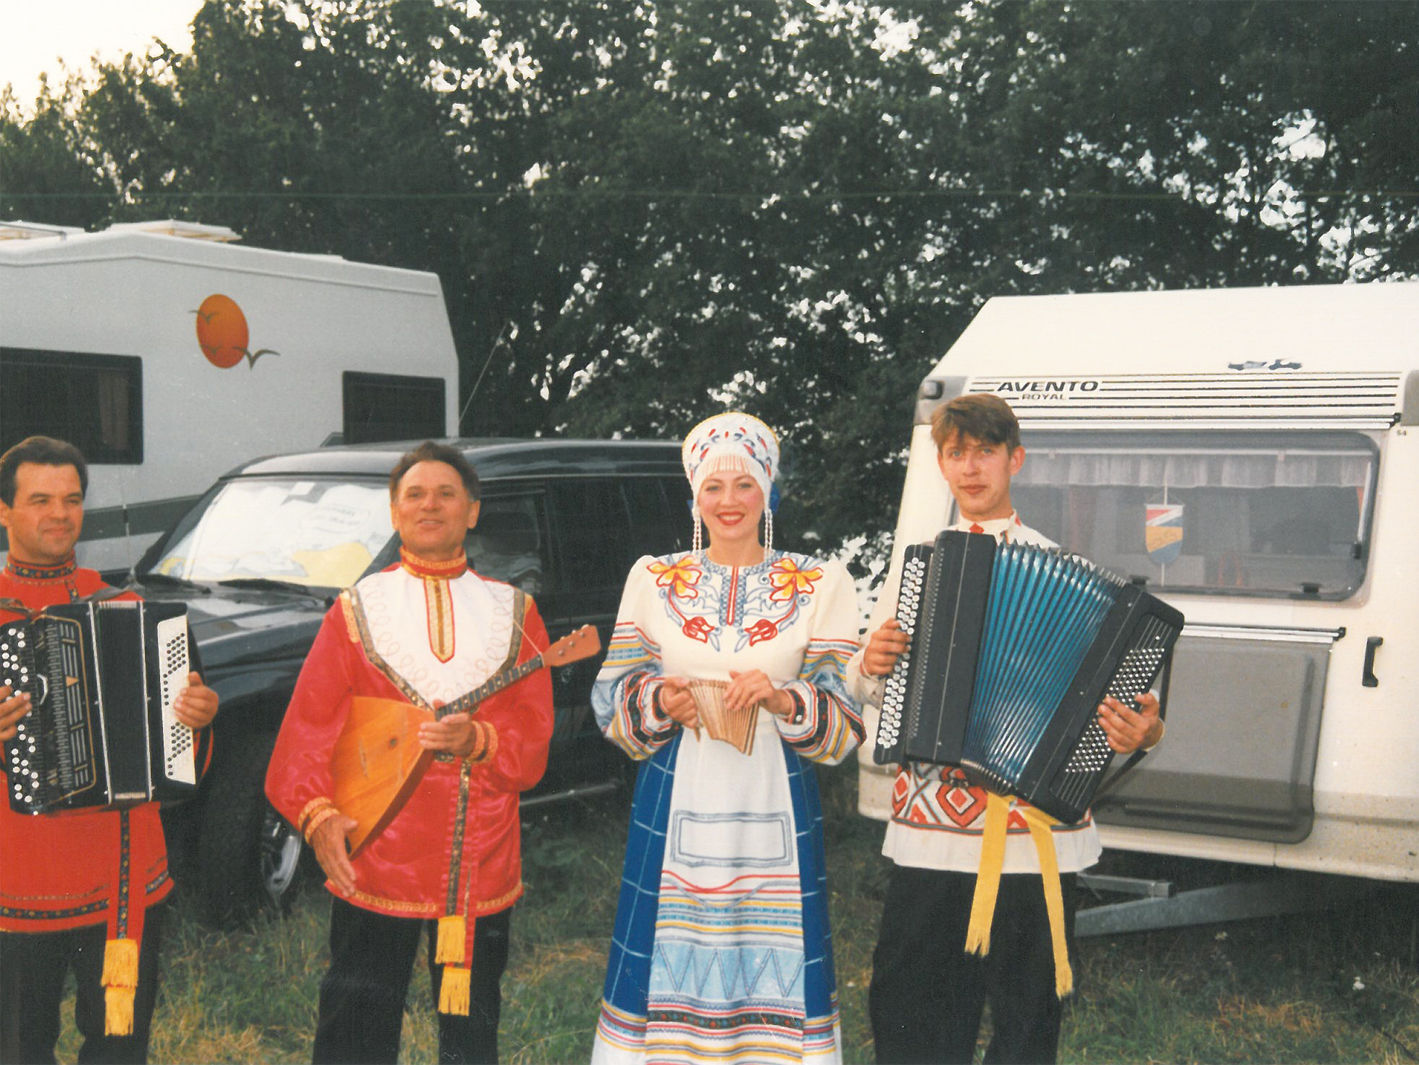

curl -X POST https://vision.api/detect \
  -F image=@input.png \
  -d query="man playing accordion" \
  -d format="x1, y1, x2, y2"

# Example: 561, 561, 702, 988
0, 436, 218, 1063
850, 395, 1163, 1065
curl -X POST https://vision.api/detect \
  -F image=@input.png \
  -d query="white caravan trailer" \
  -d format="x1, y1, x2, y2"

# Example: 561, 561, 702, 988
858, 282, 1419, 913
0, 220, 459, 577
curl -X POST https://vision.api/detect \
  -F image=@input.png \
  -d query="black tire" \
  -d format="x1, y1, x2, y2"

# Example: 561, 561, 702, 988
195, 731, 307, 927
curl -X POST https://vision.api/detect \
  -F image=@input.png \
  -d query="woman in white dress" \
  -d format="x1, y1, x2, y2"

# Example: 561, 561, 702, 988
590, 412, 863, 1064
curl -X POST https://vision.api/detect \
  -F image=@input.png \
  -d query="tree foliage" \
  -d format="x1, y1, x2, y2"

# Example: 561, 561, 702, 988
4, 0, 1416, 562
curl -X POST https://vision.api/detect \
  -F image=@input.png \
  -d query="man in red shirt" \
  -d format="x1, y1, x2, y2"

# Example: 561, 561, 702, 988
0, 435, 219, 1063
266, 441, 554, 1064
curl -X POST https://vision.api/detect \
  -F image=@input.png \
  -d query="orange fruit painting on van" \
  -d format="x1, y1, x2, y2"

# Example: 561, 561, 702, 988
195, 294, 279, 369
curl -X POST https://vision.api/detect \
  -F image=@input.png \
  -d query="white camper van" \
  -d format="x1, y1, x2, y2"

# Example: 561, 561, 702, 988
0, 220, 459, 577
858, 282, 1419, 900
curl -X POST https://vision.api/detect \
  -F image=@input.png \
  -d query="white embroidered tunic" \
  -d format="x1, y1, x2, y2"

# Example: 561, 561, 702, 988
591, 549, 862, 1064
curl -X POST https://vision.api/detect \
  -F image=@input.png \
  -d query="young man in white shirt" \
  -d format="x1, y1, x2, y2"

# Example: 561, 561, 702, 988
850, 393, 1162, 1065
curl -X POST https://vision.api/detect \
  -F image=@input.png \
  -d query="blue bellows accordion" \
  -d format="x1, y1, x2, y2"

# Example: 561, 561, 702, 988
1, 600, 196, 813
873, 530, 1184, 824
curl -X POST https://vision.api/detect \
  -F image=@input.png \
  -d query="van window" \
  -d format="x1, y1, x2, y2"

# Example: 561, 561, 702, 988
0, 348, 142, 463
342, 371, 446, 444
543, 476, 692, 616
466, 493, 549, 598
620, 476, 693, 558
145, 477, 392, 588
1009, 431, 1376, 599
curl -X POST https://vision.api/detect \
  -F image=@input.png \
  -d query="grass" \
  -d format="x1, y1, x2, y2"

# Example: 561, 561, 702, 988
50, 766, 1419, 1063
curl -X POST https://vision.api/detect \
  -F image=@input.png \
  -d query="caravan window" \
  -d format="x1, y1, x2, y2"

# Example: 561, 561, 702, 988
0, 348, 142, 463
343, 371, 446, 444
1009, 431, 1377, 600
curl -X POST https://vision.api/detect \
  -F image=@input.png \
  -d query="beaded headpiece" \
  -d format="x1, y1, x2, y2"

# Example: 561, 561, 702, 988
681, 412, 780, 556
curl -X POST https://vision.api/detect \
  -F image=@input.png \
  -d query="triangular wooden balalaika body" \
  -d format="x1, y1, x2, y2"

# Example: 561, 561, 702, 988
330, 624, 601, 857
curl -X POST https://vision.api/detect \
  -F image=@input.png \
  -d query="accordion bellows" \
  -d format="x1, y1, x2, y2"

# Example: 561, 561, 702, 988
687, 678, 760, 756
874, 531, 1184, 823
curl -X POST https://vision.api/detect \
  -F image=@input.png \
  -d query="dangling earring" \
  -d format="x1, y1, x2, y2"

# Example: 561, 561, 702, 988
692, 503, 704, 557
763, 507, 773, 557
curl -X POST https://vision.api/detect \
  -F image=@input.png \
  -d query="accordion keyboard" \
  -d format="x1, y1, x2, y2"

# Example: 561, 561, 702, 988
877, 546, 929, 760
154, 614, 195, 785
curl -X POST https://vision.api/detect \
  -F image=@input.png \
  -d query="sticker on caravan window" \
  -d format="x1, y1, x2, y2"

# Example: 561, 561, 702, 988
194, 294, 281, 370
1145, 503, 1185, 566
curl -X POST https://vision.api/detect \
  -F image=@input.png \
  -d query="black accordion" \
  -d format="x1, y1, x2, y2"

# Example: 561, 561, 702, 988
1, 600, 197, 813
873, 530, 1184, 823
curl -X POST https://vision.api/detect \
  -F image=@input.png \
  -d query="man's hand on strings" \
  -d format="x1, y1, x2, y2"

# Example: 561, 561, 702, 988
419, 704, 479, 757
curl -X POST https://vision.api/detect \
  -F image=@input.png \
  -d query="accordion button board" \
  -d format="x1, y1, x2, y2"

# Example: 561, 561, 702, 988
873, 530, 1184, 824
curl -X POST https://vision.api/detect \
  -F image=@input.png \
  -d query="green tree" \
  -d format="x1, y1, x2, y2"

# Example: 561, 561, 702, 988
5, 0, 1416, 561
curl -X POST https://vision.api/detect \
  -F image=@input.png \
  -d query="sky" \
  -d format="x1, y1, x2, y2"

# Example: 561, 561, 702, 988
2, 0, 204, 104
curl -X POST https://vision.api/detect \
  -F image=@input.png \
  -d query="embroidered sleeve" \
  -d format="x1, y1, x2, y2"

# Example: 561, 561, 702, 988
264, 603, 359, 832
773, 559, 864, 765
592, 559, 679, 761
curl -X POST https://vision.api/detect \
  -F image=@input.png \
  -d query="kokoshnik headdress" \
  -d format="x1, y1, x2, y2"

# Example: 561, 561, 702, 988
681, 411, 780, 557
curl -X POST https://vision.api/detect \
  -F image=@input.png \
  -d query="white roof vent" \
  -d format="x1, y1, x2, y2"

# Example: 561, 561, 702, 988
104, 219, 242, 242
0, 220, 85, 241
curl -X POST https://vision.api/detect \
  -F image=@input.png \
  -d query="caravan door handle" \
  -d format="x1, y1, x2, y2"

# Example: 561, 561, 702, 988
1362, 636, 1383, 688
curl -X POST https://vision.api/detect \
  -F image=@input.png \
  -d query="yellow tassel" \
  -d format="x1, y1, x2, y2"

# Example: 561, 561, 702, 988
104, 984, 136, 1036
1022, 805, 1074, 998
101, 936, 140, 1036
435, 915, 466, 964
438, 965, 471, 1015
102, 936, 139, 987
964, 791, 1009, 956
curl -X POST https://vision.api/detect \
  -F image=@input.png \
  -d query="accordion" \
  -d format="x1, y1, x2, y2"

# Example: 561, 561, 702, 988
873, 530, 1184, 823
1, 600, 196, 814
687, 678, 759, 756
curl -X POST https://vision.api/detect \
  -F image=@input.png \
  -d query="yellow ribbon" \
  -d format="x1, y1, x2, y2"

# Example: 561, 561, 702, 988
1021, 804, 1074, 997
962, 789, 1074, 998
964, 790, 1009, 956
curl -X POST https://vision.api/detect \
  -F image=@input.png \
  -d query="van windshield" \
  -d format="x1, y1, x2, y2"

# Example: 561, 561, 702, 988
141, 478, 392, 589
1009, 431, 1377, 599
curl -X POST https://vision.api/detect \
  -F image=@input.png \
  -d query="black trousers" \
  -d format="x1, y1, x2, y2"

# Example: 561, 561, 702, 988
0, 904, 167, 1065
313, 898, 511, 1065
869, 865, 1078, 1065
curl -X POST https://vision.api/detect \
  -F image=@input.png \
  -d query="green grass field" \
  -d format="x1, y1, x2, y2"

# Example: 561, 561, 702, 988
53, 766, 1419, 1063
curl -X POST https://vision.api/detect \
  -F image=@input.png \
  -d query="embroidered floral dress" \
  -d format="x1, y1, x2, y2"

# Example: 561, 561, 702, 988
591, 549, 862, 1064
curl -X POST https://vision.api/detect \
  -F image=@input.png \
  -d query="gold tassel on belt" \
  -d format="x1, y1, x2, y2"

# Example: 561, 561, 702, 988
102, 936, 139, 1035
962, 789, 1074, 998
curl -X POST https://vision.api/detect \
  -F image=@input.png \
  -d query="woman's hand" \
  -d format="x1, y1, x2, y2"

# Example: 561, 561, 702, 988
658, 677, 700, 729
727, 670, 793, 719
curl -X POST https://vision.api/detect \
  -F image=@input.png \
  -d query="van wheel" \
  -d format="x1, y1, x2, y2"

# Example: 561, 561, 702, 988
195, 731, 306, 927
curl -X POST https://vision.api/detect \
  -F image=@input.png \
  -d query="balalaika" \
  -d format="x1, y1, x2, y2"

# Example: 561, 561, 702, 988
873, 531, 1184, 824
1, 600, 197, 813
